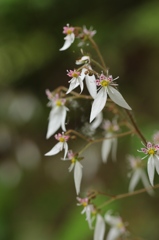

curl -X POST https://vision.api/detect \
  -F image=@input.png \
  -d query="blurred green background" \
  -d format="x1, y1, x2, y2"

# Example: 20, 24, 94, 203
1, 0, 159, 239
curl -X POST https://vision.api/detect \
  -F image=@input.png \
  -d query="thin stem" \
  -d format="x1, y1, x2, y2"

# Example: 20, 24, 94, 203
79, 130, 133, 155
88, 37, 107, 72
65, 129, 90, 142
98, 184, 159, 209
125, 109, 147, 145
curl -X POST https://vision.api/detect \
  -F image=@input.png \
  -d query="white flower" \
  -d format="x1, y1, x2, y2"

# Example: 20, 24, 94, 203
77, 197, 94, 229
66, 69, 85, 94
94, 214, 106, 240
64, 151, 83, 195
105, 212, 126, 240
77, 26, 97, 47
59, 24, 75, 51
90, 74, 132, 122
101, 120, 119, 163
76, 56, 97, 99
45, 132, 69, 159
46, 91, 69, 139
127, 155, 154, 195
139, 142, 159, 185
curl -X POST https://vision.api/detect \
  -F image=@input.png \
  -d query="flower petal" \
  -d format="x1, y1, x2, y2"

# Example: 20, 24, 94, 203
85, 74, 97, 99
85, 205, 94, 229
66, 79, 80, 94
101, 133, 112, 163
90, 112, 103, 130
94, 214, 105, 240
154, 154, 159, 175
61, 106, 69, 132
46, 107, 62, 139
45, 142, 63, 156
128, 169, 141, 192
63, 142, 68, 159
59, 33, 75, 51
140, 169, 154, 195
105, 212, 120, 226
90, 88, 107, 123
107, 86, 131, 110
106, 227, 120, 240
147, 155, 155, 186
74, 161, 83, 195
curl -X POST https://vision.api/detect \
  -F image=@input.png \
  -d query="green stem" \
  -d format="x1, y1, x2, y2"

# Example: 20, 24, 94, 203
98, 183, 159, 209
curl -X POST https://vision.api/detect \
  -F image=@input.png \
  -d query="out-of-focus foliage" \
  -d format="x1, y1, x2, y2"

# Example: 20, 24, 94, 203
0, 0, 159, 239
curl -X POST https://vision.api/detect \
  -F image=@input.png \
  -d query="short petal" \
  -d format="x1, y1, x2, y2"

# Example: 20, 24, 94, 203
68, 163, 74, 172
63, 142, 68, 159
106, 227, 120, 240
94, 214, 105, 240
147, 155, 155, 186
46, 107, 62, 139
90, 88, 107, 123
45, 142, 63, 156
74, 161, 83, 195
85, 205, 94, 229
85, 74, 97, 99
107, 86, 131, 110
59, 33, 75, 51
66, 79, 80, 94
101, 133, 112, 163
128, 169, 141, 192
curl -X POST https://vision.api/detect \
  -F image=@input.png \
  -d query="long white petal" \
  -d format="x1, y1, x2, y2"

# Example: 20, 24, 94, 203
46, 107, 62, 139
90, 88, 107, 123
111, 138, 117, 161
154, 155, 159, 175
147, 155, 155, 186
74, 161, 83, 195
140, 169, 154, 195
61, 106, 69, 132
106, 227, 120, 240
101, 133, 112, 163
107, 86, 131, 110
90, 112, 103, 130
45, 142, 63, 156
85, 74, 97, 99
128, 169, 141, 192
94, 214, 105, 240
59, 33, 75, 51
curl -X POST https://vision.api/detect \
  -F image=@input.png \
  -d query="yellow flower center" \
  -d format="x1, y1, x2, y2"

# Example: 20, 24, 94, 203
59, 137, 65, 142
56, 100, 62, 106
117, 222, 124, 229
66, 29, 72, 34
100, 80, 109, 87
148, 149, 155, 155
72, 73, 79, 78
82, 202, 87, 207
71, 158, 76, 163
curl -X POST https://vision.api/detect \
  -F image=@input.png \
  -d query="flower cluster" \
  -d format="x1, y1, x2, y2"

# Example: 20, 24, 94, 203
44, 24, 159, 240
139, 142, 159, 185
